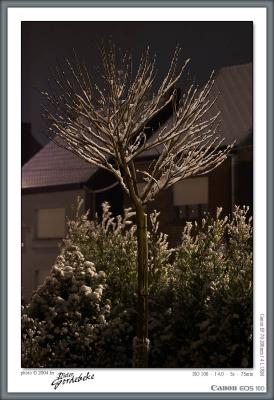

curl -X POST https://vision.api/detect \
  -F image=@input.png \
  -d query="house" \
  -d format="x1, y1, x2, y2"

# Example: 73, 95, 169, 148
22, 62, 252, 301
21, 122, 42, 166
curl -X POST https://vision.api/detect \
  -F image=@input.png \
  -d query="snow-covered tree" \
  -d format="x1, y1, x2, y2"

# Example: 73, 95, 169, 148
41, 42, 233, 367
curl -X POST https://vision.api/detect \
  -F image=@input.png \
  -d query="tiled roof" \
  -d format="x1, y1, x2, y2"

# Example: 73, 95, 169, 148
22, 139, 98, 189
141, 63, 252, 158
22, 63, 252, 189
207, 62, 252, 145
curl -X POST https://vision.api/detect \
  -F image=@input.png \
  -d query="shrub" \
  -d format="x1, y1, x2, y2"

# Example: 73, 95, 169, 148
64, 201, 138, 307
149, 207, 253, 367
64, 201, 173, 306
22, 245, 110, 368
22, 203, 252, 368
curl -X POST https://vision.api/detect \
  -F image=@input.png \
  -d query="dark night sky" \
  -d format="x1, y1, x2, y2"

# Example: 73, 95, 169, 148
22, 21, 253, 145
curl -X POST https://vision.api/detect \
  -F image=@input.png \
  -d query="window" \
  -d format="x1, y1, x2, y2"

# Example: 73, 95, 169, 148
36, 208, 65, 239
173, 177, 208, 220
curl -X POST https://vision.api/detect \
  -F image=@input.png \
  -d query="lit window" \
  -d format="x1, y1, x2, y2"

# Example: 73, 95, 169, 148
36, 208, 65, 239
173, 177, 208, 220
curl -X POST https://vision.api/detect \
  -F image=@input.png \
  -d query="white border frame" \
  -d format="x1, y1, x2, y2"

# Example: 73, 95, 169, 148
8, 6, 267, 393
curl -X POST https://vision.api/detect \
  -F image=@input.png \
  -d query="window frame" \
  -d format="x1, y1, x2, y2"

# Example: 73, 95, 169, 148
173, 176, 209, 222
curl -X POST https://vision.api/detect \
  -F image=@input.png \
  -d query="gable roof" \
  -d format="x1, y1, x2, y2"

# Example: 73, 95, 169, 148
141, 62, 252, 158
207, 62, 252, 145
22, 139, 98, 189
22, 62, 252, 190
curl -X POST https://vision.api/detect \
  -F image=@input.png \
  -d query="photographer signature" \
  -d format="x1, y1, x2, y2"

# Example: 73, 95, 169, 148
51, 371, 94, 390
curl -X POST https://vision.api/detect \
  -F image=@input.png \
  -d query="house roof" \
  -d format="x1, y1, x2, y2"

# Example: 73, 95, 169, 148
22, 139, 98, 189
141, 62, 252, 158
22, 62, 252, 190
207, 62, 252, 145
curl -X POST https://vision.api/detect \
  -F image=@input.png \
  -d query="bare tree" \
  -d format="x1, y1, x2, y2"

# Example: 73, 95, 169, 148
41, 42, 233, 368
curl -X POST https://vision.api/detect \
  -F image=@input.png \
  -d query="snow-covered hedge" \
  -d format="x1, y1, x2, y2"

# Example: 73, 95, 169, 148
22, 203, 252, 368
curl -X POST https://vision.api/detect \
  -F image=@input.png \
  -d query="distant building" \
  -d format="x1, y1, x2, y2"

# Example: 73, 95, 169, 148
21, 122, 42, 166
22, 63, 252, 301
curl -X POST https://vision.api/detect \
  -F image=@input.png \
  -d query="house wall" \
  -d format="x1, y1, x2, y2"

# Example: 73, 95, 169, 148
22, 150, 252, 300
234, 146, 253, 215
86, 169, 124, 218
123, 158, 234, 246
22, 189, 86, 301
208, 157, 232, 217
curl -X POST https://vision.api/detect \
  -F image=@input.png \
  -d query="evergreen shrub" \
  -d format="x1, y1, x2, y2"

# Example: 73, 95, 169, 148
22, 202, 252, 368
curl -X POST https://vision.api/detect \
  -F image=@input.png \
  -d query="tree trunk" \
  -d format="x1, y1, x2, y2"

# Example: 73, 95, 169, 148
133, 204, 149, 368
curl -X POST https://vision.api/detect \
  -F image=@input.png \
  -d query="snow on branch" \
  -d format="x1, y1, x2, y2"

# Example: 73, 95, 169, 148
41, 41, 233, 206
